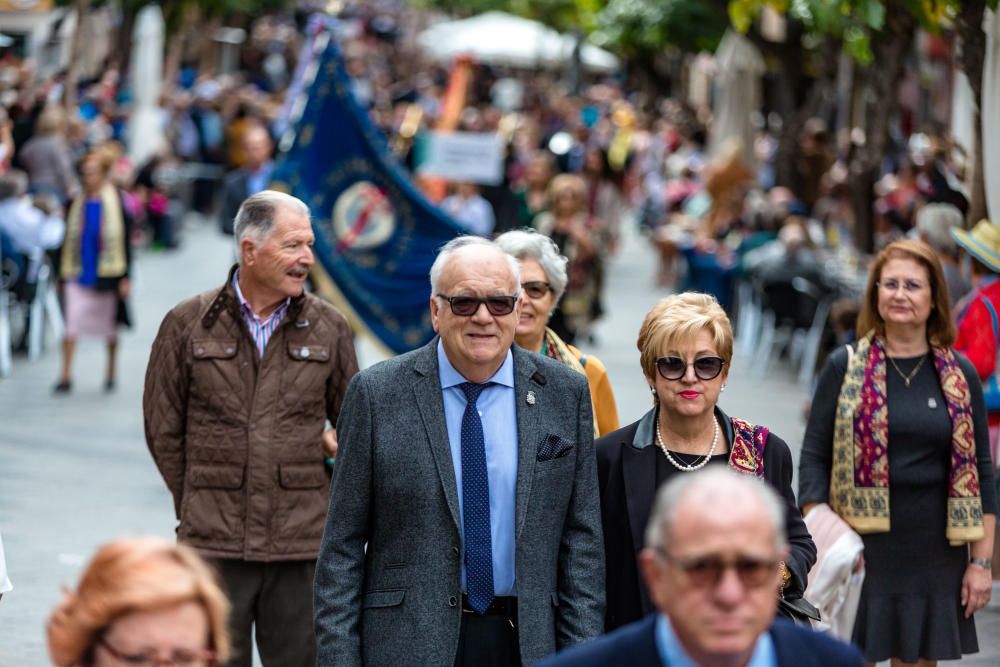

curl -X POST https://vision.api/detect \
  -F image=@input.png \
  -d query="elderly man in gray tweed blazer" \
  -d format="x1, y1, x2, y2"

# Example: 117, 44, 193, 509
315, 236, 605, 666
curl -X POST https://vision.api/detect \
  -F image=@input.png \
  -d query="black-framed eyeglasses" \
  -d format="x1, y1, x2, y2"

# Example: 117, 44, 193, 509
655, 356, 725, 381
436, 294, 518, 317
98, 636, 217, 667
522, 281, 552, 299
655, 548, 779, 589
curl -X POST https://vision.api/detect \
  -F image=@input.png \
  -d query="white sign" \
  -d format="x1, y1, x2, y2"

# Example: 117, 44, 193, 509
417, 132, 505, 186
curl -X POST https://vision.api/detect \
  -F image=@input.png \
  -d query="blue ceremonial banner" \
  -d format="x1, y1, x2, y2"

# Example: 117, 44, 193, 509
271, 21, 464, 354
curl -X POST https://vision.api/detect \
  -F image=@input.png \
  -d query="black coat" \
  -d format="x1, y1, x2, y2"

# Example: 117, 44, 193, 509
595, 406, 817, 631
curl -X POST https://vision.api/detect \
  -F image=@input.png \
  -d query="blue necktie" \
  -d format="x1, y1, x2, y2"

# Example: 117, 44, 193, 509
459, 381, 495, 614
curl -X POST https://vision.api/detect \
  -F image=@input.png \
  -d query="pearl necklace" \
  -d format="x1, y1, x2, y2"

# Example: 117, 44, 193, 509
655, 416, 720, 472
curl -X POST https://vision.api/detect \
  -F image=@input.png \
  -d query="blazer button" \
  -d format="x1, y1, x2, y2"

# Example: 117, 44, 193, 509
449, 596, 457, 607
452, 546, 460, 555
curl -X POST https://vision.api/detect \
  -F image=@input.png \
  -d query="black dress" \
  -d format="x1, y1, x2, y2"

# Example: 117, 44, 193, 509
596, 406, 817, 631
799, 347, 998, 662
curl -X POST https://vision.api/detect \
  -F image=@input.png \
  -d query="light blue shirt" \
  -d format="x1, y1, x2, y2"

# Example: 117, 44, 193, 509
655, 614, 777, 667
437, 340, 518, 596
247, 160, 274, 197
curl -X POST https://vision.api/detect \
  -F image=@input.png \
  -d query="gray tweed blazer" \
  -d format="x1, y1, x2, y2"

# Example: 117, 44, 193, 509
315, 340, 605, 666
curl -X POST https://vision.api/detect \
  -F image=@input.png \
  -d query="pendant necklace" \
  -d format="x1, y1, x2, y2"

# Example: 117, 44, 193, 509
888, 354, 926, 388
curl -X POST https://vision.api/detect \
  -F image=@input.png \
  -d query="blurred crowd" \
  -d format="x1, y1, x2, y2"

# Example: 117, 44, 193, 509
0, 0, 979, 360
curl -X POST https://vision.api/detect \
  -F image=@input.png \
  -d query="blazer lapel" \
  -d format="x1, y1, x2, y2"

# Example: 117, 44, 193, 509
412, 341, 461, 531
623, 442, 658, 559
513, 347, 542, 539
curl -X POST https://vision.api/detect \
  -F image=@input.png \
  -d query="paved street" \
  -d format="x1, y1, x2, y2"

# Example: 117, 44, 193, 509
1, 215, 998, 664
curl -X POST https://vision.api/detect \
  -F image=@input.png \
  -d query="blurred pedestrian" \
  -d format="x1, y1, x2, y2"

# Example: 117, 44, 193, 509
315, 236, 604, 666
46, 537, 229, 667
219, 123, 273, 235
800, 239, 997, 664
495, 229, 619, 435
143, 190, 359, 666
537, 467, 862, 667
534, 174, 598, 344
952, 219, 1000, 459
596, 292, 816, 631
17, 104, 79, 204
442, 182, 496, 237
55, 146, 132, 394
514, 150, 554, 228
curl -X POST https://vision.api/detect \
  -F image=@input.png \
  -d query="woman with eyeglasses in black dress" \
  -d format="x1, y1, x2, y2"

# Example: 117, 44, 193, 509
595, 292, 816, 631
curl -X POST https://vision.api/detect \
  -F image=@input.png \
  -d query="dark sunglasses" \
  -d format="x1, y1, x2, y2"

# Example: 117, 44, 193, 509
437, 294, 518, 317
655, 356, 725, 381
522, 281, 552, 299
657, 549, 779, 589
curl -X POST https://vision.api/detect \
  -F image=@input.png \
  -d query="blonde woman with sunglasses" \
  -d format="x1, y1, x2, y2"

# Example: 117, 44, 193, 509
595, 292, 816, 632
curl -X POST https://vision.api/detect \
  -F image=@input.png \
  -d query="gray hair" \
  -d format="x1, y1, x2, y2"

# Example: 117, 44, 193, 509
0, 169, 28, 200
494, 229, 569, 303
233, 190, 310, 262
916, 203, 963, 256
644, 465, 787, 553
429, 235, 520, 296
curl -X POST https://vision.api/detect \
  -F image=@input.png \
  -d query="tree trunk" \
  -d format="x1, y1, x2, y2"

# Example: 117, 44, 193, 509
956, 0, 988, 226
163, 4, 200, 97
847, 6, 917, 253
63, 0, 92, 110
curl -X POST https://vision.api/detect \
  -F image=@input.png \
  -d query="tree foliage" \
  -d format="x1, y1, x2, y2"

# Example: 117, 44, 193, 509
592, 0, 729, 56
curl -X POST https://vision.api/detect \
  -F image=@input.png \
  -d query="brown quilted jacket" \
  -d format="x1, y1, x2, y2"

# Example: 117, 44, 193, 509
143, 268, 359, 561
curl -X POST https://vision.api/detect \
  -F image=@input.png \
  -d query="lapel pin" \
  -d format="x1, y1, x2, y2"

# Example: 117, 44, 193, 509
928, 397, 937, 409
295, 319, 310, 328
526, 391, 536, 405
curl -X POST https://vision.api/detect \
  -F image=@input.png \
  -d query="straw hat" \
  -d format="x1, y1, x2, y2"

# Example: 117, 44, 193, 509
952, 219, 1000, 274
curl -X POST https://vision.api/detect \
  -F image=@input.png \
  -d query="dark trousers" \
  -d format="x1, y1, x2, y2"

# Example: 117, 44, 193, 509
454, 596, 521, 667
207, 558, 316, 667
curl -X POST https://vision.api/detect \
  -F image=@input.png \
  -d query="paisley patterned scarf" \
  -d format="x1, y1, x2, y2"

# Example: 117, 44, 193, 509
729, 418, 769, 478
830, 332, 984, 544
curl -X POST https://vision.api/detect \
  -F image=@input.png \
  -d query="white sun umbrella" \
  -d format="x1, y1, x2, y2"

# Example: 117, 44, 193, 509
709, 30, 766, 168
983, 8, 1000, 224
418, 11, 618, 73
128, 5, 166, 168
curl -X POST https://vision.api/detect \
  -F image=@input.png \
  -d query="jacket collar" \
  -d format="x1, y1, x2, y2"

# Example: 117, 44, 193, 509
202, 264, 308, 329
630, 405, 735, 449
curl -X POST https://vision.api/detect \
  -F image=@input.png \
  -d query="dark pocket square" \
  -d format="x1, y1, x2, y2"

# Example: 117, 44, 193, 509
537, 434, 575, 461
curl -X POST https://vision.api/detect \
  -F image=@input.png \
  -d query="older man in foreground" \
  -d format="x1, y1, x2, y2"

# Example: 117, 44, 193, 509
315, 235, 604, 666
538, 466, 862, 667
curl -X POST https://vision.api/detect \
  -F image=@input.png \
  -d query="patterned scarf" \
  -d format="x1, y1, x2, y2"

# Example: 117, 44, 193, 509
61, 183, 127, 281
729, 418, 768, 478
830, 332, 984, 544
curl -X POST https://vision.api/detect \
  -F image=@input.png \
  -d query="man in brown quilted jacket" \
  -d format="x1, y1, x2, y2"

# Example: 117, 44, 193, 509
143, 190, 359, 667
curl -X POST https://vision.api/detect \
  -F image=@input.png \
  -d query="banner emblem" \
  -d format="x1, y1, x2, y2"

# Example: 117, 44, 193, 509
333, 181, 395, 251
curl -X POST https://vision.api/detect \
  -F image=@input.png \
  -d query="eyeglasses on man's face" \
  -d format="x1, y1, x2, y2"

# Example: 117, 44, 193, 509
98, 637, 217, 667
521, 281, 552, 300
655, 548, 779, 590
436, 294, 518, 317
655, 356, 725, 381
876, 278, 927, 294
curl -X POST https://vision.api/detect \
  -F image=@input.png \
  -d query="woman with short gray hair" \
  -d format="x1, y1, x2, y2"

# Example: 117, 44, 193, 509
495, 229, 619, 435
